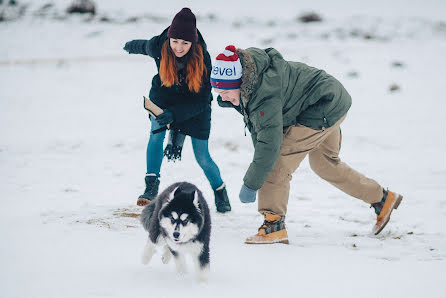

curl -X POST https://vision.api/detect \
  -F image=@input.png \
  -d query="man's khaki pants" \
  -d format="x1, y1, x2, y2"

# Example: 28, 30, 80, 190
258, 115, 383, 216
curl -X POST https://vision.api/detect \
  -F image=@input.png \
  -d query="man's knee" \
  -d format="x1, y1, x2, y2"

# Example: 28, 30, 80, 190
309, 153, 340, 178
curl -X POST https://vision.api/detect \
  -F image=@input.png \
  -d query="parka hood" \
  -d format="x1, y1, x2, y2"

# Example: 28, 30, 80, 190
236, 48, 258, 106
236, 47, 285, 106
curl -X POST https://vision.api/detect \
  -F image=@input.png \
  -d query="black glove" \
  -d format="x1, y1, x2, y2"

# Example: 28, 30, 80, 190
156, 110, 174, 126
123, 40, 147, 54
217, 95, 242, 114
217, 95, 235, 108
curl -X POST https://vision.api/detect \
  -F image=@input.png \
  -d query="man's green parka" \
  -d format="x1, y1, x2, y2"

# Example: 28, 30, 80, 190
218, 47, 352, 190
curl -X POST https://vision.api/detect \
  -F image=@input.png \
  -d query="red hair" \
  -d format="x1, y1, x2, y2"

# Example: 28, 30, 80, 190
159, 40, 206, 93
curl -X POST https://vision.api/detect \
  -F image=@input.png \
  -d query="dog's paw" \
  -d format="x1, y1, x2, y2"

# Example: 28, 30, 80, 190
176, 265, 187, 274
197, 272, 208, 283
196, 265, 209, 283
141, 252, 153, 265
174, 257, 187, 274
141, 244, 155, 265
141, 254, 151, 265
161, 248, 172, 264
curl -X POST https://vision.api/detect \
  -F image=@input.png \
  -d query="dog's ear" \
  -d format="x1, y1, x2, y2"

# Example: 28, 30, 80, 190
192, 190, 201, 212
159, 186, 180, 220
173, 186, 182, 197
164, 186, 179, 206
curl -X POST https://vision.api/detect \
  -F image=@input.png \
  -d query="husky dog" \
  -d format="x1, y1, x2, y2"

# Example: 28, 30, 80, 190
140, 182, 211, 281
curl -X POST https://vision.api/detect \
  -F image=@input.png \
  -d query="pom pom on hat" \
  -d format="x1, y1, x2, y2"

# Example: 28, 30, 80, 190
216, 45, 239, 61
210, 45, 242, 90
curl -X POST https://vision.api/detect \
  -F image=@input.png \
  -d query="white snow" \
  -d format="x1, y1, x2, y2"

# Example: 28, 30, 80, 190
1, 0, 446, 297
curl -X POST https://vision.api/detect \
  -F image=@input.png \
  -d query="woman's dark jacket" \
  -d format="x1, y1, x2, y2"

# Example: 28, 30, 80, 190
129, 27, 212, 140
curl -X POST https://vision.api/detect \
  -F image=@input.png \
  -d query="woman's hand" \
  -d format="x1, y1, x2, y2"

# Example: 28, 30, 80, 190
156, 110, 174, 126
123, 40, 146, 54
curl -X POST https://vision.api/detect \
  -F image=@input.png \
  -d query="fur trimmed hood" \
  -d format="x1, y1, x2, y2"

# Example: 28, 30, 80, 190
236, 48, 258, 106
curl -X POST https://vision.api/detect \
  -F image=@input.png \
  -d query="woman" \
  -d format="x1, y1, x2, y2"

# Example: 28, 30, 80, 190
123, 8, 231, 212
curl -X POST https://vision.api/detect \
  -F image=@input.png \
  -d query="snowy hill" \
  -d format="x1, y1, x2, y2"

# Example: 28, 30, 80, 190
1, 1, 446, 297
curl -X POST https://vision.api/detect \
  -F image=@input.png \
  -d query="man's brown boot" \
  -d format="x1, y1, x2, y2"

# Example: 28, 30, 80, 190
245, 212, 289, 244
372, 190, 403, 235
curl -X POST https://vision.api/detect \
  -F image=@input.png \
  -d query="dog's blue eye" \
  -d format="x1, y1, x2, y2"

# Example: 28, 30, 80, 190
170, 218, 175, 224
182, 219, 189, 225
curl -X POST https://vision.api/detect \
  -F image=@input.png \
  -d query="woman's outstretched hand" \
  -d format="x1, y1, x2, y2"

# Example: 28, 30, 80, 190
123, 40, 146, 54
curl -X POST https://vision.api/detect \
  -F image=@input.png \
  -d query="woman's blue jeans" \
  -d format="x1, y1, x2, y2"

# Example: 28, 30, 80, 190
146, 117, 223, 190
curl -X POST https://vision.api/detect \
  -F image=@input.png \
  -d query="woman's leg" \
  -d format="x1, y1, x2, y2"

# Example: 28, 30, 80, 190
191, 137, 223, 190
191, 137, 231, 212
146, 117, 166, 176
137, 117, 166, 206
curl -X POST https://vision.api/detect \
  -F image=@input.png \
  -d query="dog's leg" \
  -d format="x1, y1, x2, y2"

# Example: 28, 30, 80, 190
172, 251, 187, 274
141, 238, 156, 265
195, 245, 210, 282
195, 261, 209, 282
161, 245, 172, 264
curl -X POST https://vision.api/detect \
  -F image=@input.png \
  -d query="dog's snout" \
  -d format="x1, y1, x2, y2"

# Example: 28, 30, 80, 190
173, 232, 180, 239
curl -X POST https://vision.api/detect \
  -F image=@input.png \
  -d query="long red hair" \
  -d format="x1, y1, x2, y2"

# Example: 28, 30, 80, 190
159, 40, 206, 93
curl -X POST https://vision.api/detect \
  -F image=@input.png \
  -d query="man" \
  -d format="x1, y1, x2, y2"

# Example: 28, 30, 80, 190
211, 45, 403, 244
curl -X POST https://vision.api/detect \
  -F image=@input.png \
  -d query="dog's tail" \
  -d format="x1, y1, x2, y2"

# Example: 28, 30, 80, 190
140, 201, 156, 232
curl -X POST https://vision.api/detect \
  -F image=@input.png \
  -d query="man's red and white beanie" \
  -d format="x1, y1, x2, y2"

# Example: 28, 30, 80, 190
210, 45, 242, 90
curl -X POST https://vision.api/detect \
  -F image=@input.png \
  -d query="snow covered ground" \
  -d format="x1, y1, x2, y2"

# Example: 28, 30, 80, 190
1, 1, 446, 297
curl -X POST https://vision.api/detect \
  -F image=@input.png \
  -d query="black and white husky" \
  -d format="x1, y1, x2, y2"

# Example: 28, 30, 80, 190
140, 182, 211, 282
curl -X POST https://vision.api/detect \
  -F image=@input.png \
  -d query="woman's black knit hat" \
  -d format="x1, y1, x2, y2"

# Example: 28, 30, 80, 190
167, 8, 198, 43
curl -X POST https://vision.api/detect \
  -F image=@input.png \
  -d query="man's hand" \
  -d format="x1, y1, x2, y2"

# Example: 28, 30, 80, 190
156, 110, 174, 126
239, 184, 257, 203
